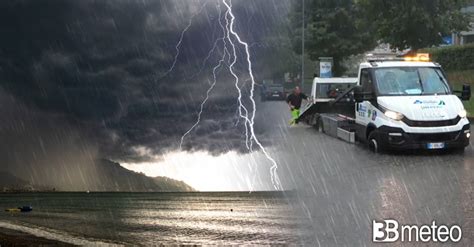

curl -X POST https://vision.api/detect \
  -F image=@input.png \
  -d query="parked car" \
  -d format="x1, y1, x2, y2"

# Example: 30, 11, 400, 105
261, 84, 286, 101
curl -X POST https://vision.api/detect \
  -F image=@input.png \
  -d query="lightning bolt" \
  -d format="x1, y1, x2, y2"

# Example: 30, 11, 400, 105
178, 0, 282, 191
179, 4, 229, 150
223, 4, 251, 151
161, 1, 208, 78
222, 0, 282, 190
187, 31, 225, 80
178, 54, 227, 149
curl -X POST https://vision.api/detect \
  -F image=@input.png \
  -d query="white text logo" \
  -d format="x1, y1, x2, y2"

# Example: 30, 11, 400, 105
373, 220, 462, 243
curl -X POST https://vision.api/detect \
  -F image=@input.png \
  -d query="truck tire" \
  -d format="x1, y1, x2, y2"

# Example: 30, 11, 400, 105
316, 118, 324, 133
368, 131, 383, 153
308, 114, 317, 126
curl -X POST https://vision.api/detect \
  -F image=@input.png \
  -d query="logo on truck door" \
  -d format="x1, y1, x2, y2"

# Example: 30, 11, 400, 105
413, 99, 438, 104
413, 99, 446, 109
358, 104, 367, 117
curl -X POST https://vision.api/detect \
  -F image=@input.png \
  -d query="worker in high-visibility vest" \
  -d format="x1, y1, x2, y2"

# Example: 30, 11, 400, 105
286, 86, 308, 125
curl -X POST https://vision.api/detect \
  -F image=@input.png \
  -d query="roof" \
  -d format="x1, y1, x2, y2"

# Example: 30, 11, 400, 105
461, 5, 474, 13
360, 61, 440, 68
460, 30, 474, 35
313, 77, 358, 84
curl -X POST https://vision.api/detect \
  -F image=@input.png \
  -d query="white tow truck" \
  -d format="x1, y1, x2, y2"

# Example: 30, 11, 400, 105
299, 54, 471, 152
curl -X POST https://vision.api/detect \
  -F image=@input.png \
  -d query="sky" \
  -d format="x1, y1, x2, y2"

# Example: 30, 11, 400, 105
0, 0, 295, 191
121, 151, 277, 191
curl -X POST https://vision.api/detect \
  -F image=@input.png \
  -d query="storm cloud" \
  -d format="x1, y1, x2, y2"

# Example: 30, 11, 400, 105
0, 0, 293, 169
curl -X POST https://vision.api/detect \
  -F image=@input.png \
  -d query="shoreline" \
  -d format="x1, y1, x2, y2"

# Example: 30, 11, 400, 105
0, 221, 113, 246
0, 227, 71, 246
0, 190, 292, 194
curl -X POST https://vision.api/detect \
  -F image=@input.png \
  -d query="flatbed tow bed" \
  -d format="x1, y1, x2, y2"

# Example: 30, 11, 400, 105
298, 77, 358, 143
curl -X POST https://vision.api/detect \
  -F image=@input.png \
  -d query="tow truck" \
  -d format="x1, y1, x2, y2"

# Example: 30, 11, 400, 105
298, 54, 471, 152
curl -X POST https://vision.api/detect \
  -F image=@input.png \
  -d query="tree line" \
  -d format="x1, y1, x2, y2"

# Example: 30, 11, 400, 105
289, 0, 471, 76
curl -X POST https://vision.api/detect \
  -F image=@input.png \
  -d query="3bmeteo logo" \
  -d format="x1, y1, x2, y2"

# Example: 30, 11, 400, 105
372, 220, 462, 243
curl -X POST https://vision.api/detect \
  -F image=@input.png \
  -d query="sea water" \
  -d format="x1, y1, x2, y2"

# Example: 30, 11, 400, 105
0, 192, 311, 245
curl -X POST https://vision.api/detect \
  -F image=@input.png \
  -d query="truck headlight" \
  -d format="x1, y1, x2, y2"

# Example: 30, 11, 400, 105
384, 110, 404, 121
459, 109, 467, 118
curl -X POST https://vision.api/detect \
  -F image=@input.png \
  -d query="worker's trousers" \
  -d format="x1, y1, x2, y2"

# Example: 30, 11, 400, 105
290, 109, 300, 125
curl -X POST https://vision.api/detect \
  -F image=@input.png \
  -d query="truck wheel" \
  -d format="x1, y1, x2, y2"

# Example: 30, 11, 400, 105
308, 114, 316, 126
317, 119, 324, 133
368, 131, 382, 153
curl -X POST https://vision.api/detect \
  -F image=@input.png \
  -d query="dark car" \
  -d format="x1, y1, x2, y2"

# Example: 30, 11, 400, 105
261, 84, 286, 101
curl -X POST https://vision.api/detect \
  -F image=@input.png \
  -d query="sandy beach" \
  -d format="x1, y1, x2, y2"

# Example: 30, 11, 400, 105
0, 227, 71, 246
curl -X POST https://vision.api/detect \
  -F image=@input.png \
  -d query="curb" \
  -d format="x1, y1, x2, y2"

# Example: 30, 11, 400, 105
468, 117, 474, 123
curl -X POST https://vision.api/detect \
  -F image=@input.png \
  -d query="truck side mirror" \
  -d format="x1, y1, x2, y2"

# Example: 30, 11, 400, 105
353, 86, 374, 102
461, 84, 471, 101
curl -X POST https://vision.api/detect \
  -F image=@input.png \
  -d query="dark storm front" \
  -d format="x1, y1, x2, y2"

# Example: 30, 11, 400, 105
0, 192, 311, 245
0, 0, 295, 175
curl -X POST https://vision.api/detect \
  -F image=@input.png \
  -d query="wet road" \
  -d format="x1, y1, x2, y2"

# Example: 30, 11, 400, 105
255, 100, 473, 246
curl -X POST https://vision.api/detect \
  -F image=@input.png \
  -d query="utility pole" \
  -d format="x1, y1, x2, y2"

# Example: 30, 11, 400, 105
301, 0, 305, 92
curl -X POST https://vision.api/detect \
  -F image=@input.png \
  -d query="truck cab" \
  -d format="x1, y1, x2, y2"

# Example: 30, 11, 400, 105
353, 56, 471, 152
299, 54, 471, 152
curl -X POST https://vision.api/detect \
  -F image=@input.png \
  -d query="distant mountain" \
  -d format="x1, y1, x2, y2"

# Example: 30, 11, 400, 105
3, 159, 195, 192
0, 171, 50, 192
152, 176, 195, 192
92, 159, 195, 192
0, 171, 28, 187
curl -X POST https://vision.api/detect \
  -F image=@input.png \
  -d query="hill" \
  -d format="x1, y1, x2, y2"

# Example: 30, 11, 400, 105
92, 159, 195, 192
2, 160, 194, 192
0, 171, 28, 187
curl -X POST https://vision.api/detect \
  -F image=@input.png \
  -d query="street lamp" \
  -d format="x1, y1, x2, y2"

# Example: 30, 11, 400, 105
301, 0, 305, 91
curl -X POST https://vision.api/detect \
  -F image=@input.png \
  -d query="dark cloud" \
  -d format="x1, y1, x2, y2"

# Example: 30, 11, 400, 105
0, 0, 292, 168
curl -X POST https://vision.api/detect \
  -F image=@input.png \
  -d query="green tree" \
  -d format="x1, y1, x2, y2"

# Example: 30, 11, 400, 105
290, 0, 377, 76
359, 0, 470, 50
256, 31, 301, 80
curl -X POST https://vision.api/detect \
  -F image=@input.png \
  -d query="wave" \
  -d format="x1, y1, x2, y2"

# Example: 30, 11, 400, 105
0, 221, 119, 246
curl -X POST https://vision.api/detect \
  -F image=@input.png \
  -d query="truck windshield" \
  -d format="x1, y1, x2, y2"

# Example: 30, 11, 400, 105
373, 67, 451, 96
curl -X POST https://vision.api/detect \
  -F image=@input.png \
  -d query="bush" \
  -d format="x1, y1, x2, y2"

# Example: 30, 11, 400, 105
446, 70, 474, 117
422, 44, 474, 71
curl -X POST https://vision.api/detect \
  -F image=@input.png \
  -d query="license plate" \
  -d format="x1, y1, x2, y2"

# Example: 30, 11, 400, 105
272, 94, 280, 97
426, 142, 445, 149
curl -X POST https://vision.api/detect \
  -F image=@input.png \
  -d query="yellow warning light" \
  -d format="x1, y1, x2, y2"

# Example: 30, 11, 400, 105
404, 53, 430, 62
